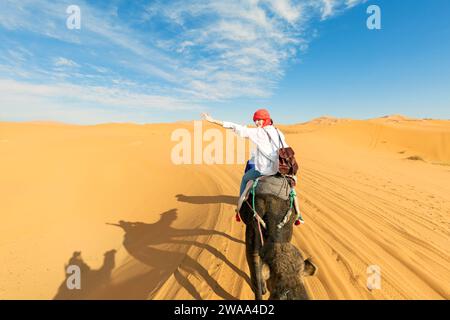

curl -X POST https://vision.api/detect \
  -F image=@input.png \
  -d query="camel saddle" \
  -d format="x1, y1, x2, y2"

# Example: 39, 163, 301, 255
254, 175, 292, 201
236, 174, 302, 227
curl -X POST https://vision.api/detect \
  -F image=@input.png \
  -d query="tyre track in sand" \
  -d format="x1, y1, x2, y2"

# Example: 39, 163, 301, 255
295, 160, 450, 299
153, 155, 450, 300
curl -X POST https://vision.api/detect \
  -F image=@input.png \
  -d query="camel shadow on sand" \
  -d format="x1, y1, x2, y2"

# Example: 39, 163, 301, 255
54, 250, 117, 300
54, 208, 249, 300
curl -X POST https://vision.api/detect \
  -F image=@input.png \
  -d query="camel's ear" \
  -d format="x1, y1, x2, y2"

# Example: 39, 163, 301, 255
262, 263, 270, 281
303, 258, 318, 277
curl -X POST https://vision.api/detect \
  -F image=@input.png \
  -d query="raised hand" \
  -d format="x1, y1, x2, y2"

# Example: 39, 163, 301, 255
201, 112, 213, 122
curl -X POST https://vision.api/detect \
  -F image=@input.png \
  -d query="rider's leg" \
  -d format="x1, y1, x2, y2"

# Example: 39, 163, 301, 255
236, 168, 262, 216
237, 180, 254, 213
239, 167, 262, 196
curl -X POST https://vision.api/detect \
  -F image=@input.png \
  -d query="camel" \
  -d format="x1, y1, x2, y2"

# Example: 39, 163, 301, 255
238, 175, 318, 300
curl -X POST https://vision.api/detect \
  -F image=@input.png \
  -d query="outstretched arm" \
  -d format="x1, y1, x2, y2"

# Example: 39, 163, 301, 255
201, 113, 223, 126
201, 113, 259, 142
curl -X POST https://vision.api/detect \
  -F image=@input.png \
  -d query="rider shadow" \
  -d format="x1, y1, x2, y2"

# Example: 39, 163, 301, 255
107, 209, 250, 299
176, 194, 238, 206
54, 209, 249, 299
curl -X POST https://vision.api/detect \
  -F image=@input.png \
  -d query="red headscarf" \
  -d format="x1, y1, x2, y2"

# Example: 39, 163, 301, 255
253, 109, 272, 127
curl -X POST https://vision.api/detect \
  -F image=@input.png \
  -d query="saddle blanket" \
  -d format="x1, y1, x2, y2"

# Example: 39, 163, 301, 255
254, 175, 292, 201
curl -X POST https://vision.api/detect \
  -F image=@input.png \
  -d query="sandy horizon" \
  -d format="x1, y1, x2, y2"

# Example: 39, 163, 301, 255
4, 113, 449, 127
1, 114, 449, 299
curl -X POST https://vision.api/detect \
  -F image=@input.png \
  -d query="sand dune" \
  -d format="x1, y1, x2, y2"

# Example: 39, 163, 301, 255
0, 116, 449, 299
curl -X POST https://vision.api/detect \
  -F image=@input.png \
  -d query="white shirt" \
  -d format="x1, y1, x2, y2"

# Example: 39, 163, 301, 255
223, 121, 289, 175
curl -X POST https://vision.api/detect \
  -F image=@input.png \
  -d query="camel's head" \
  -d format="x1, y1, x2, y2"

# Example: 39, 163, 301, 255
261, 242, 318, 300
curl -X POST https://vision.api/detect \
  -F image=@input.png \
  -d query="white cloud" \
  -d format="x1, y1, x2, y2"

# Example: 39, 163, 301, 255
267, 0, 302, 23
0, 0, 366, 122
7, 47, 33, 63
142, 0, 366, 100
0, 78, 200, 122
54, 57, 79, 68
144, 0, 309, 100
321, 0, 335, 20
312, 0, 367, 20
346, 0, 363, 8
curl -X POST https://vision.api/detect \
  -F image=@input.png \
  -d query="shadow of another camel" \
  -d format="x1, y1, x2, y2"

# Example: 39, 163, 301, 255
54, 250, 116, 299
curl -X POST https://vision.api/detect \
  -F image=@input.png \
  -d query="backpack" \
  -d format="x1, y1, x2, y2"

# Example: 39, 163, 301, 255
263, 128, 299, 176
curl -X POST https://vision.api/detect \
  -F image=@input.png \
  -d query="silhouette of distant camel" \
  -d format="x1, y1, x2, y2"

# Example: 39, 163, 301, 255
54, 250, 116, 299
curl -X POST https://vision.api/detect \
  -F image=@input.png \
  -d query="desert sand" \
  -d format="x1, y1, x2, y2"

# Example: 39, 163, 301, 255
0, 115, 449, 299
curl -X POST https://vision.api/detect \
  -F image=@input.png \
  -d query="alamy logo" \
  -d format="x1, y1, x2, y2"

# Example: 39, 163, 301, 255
171, 121, 254, 165
66, 5, 81, 30
367, 265, 381, 290
66, 265, 81, 290
367, 5, 381, 30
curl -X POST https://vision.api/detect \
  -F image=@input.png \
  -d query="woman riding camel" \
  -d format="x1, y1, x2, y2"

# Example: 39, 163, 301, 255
201, 109, 304, 224
202, 109, 285, 193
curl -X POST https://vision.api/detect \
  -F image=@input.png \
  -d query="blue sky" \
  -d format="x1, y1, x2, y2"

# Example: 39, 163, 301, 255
0, 0, 449, 124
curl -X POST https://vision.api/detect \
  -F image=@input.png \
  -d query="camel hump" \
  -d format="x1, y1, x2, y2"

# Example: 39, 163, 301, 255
255, 175, 292, 200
